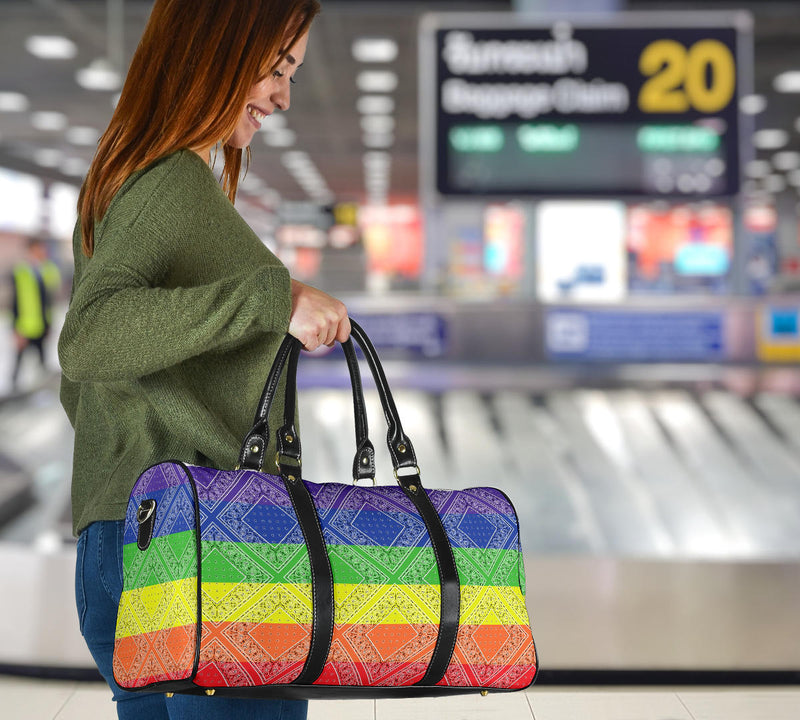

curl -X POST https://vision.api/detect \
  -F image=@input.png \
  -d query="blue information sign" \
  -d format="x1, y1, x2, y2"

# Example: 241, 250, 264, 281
546, 309, 725, 361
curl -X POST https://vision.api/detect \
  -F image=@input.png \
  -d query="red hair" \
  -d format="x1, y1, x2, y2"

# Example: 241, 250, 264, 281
78, 0, 320, 257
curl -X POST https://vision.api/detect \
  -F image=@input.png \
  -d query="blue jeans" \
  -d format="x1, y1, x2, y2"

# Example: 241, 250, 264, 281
76, 520, 309, 720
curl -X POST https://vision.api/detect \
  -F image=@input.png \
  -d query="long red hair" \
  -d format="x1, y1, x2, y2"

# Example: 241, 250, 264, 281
78, 0, 320, 257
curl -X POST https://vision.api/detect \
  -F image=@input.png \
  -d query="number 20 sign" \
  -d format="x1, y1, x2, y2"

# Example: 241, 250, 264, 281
639, 39, 736, 114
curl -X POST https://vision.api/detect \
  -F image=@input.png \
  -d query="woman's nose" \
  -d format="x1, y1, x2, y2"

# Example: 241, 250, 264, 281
272, 83, 290, 112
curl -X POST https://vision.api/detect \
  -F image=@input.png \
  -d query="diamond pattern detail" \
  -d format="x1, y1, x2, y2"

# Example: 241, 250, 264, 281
114, 463, 537, 691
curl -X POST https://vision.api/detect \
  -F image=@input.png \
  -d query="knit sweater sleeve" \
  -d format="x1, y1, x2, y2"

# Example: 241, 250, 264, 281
58, 155, 291, 383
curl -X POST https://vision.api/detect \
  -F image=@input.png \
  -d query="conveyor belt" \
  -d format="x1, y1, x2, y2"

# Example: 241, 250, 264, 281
1, 382, 799, 559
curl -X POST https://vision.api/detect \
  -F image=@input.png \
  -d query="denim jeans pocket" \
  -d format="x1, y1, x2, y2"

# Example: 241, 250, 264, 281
75, 530, 88, 636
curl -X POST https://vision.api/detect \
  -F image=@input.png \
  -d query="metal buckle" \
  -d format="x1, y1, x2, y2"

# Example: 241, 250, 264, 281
137, 499, 156, 524
275, 452, 302, 470
393, 465, 421, 480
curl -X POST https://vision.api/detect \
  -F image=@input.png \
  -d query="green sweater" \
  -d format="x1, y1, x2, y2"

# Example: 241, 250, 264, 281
59, 150, 292, 536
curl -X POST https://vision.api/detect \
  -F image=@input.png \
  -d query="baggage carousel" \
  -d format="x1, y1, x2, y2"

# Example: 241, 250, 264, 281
1, 358, 799, 679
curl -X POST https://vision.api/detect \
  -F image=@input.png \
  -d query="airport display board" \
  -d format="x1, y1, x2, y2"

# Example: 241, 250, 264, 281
546, 308, 726, 361
420, 12, 751, 199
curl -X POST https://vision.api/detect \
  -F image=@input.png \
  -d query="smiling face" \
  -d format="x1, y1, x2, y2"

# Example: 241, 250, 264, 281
225, 29, 309, 151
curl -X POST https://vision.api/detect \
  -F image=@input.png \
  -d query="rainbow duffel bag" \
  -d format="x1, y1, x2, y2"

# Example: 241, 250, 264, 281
112, 320, 538, 699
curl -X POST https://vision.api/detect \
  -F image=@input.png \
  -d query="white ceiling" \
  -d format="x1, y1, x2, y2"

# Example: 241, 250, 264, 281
1, 0, 800, 205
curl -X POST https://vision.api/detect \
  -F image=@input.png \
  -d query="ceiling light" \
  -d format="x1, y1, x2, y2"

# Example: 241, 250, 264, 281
774, 71, 800, 93
357, 95, 395, 115
264, 129, 296, 147
66, 126, 101, 146
364, 164, 389, 177
33, 148, 63, 168
746, 160, 772, 178
357, 71, 398, 93
360, 115, 395, 134
363, 133, 394, 149
352, 38, 399, 63
739, 94, 767, 115
241, 174, 266, 190
773, 151, 800, 171
281, 151, 311, 169
31, 111, 68, 132
293, 170, 324, 186
76, 59, 122, 91
366, 176, 389, 191
764, 174, 787, 193
25, 35, 77, 60
363, 151, 391, 167
62, 157, 89, 177
0, 92, 29, 112
753, 129, 789, 150
787, 169, 800, 187
311, 191, 335, 205
263, 113, 287, 130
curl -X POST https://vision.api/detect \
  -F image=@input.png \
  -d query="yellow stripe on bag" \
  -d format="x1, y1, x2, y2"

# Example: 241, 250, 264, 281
333, 583, 441, 624
201, 582, 314, 624
115, 577, 198, 639
117, 580, 530, 638
459, 585, 531, 626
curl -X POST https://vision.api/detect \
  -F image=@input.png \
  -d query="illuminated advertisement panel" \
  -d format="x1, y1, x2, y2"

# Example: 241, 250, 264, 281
420, 13, 751, 199
627, 203, 733, 293
537, 201, 627, 302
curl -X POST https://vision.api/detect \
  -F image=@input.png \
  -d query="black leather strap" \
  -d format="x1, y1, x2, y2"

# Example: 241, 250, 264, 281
348, 320, 418, 474
239, 337, 374, 479
239, 334, 297, 470
397, 473, 461, 686
342, 338, 376, 482
278, 471, 334, 685
276, 343, 302, 475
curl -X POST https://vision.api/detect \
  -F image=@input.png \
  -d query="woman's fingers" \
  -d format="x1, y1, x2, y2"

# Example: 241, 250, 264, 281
288, 279, 350, 351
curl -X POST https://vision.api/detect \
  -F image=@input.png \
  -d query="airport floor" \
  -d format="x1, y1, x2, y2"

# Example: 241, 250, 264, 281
2, 676, 800, 720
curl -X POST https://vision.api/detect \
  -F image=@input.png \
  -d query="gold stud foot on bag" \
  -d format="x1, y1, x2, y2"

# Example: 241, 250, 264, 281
480, 690, 489, 697
165, 693, 174, 698
205, 689, 216, 696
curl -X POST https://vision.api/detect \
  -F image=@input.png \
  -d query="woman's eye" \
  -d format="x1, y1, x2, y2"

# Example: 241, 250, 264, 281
272, 68, 297, 85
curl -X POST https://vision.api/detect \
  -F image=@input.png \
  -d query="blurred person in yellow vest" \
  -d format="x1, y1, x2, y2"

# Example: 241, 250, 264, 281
10, 237, 61, 389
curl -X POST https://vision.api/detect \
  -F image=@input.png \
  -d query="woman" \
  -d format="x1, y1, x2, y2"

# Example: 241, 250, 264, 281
58, 1, 344, 718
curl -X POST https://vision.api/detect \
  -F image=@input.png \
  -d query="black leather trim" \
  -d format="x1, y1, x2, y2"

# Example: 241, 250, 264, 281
348, 321, 418, 472
282, 474, 334, 685
136, 499, 156, 551
342, 338, 375, 481
276, 343, 302, 467
398, 474, 461, 687
175, 461, 203, 683
166, 684, 503, 699
239, 335, 297, 469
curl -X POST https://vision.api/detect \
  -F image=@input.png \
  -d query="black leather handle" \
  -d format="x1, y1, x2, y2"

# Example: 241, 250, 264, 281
238, 335, 375, 480
238, 334, 297, 471
348, 320, 419, 476
238, 320, 419, 486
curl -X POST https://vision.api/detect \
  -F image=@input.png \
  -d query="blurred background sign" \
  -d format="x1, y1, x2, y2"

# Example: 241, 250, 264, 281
422, 13, 751, 198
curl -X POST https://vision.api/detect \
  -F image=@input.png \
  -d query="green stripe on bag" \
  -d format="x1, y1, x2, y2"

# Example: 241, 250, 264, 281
123, 533, 522, 589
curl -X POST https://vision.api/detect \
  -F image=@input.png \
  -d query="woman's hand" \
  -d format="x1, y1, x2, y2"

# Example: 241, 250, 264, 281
288, 279, 350, 351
